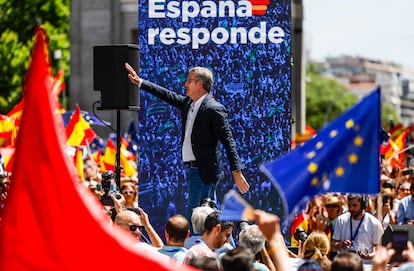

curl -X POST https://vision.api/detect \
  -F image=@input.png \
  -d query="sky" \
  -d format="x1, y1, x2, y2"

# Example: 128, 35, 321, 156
303, 0, 414, 69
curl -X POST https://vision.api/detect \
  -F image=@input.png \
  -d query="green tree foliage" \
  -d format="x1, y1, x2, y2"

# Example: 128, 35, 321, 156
0, 0, 70, 114
305, 63, 357, 131
382, 103, 400, 131
305, 63, 400, 131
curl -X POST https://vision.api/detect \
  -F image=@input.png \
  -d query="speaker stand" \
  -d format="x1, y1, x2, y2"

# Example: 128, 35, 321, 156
115, 109, 122, 189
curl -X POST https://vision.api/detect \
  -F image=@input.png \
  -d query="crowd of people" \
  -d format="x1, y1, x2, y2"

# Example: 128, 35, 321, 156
4, 157, 414, 270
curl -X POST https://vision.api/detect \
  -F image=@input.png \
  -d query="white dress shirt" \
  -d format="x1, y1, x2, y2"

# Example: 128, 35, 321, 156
182, 94, 207, 162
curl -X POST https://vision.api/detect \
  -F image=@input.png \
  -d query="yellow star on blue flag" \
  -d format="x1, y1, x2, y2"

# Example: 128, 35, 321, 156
260, 87, 381, 218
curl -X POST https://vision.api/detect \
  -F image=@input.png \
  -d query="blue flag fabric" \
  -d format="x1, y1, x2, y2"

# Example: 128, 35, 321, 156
125, 121, 139, 156
260, 87, 381, 218
220, 190, 255, 222
61, 111, 110, 127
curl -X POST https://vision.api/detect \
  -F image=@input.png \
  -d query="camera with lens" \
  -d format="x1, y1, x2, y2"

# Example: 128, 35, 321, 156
200, 198, 217, 209
382, 194, 393, 206
100, 170, 120, 206
294, 227, 308, 243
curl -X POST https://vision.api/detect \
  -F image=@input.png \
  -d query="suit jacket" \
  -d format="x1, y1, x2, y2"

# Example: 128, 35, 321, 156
141, 80, 243, 184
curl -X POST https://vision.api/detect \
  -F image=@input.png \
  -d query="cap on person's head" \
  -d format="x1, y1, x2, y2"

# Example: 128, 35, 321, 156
324, 196, 342, 207
297, 260, 323, 271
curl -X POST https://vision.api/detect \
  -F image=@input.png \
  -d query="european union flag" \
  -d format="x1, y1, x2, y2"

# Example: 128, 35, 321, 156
260, 87, 381, 218
61, 111, 110, 127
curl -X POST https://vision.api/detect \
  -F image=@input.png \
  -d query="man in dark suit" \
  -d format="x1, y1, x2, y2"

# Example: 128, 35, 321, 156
125, 63, 250, 223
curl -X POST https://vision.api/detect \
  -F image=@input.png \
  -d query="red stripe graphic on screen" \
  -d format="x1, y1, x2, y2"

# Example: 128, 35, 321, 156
249, 0, 270, 15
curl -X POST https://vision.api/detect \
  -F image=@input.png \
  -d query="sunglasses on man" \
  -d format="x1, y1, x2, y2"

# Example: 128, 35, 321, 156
119, 223, 145, 232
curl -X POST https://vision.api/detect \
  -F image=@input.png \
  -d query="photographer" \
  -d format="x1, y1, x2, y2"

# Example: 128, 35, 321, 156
378, 191, 396, 229
115, 209, 164, 249
96, 170, 123, 220
109, 181, 163, 249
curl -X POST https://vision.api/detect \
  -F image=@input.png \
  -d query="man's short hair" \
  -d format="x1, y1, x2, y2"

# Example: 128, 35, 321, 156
238, 225, 265, 255
331, 252, 363, 271
191, 206, 215, 234
165, 215, 189, 242
114, 210, 138, 225
187, 257, 220, 271
204, 211, 221, 233
189, 67, 214, 92
221, 247, 254, 271
204, 211, 234, 234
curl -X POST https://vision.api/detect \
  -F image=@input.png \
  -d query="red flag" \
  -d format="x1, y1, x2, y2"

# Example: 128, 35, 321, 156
0, 27, 190, 271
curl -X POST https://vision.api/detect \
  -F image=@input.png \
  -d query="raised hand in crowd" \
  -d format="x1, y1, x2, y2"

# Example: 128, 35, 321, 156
372, 241, 414, 270
402, 241, 414, 262
372, 245, 395, 271
136, 206, 164, 248
254, 210, 292, 271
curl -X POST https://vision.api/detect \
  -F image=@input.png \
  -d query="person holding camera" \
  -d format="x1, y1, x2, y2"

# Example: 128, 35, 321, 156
379, 191, 396, 229
115, 208, 164, 249
332, 194, 383, 263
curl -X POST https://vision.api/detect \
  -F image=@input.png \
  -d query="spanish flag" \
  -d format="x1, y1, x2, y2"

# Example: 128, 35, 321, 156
65, 104, 96, 147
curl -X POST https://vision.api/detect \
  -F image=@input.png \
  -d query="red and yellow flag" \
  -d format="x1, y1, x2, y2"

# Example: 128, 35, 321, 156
65, 104, 96, 147
75, 147, 84, 182
103, 139, 137, 177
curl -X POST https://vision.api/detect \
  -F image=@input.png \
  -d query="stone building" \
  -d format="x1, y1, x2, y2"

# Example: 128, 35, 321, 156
70, 0, 139, 137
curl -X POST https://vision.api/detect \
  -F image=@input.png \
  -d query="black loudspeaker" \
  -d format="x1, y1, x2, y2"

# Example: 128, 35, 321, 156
381, 225, 414, 246
93, 44, 140, 110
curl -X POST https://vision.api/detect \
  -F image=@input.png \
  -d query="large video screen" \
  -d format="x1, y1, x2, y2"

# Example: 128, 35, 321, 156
137, 0, 292, 227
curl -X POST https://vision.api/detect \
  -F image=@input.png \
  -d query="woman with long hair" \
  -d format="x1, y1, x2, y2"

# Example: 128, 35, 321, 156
120, 181, 138, 208
301, 230, 332, 271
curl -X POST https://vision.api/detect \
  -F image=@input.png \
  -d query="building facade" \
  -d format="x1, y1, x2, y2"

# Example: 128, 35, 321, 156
317, 55, 414, 125
69, 0, 139, 136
